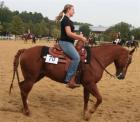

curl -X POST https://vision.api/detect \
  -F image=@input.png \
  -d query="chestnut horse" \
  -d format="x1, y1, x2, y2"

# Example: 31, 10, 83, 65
126, 40, 139, 49
22, 33, 36, 43
9, 43, 135, 120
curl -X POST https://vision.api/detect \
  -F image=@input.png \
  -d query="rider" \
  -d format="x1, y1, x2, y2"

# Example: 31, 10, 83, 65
114, 32, 121, 44
55, 4, 86, 88
131, 35, 135, 43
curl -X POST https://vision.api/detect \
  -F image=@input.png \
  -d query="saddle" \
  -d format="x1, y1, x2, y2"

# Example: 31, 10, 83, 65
41, 40, 90, 83
49, 40, 88, 64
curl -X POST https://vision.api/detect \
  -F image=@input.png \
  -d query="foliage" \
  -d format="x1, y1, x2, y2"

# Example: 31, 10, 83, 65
79, 24, 91, 37
104, 22, 132, 41
131, 28, 140, 40
0, 23, 3, 31
1, 1, 139, 40
0, 1, 92, 38
0, 1, 57, 37
9, 15, 24, 35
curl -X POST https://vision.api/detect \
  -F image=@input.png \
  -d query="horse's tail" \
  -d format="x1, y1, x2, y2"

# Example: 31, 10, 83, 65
9, 49, 26, 95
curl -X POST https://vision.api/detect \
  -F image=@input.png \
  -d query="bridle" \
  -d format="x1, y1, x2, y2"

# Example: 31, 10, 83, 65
80, 40, 132, 79
93, 55, 116, 78
94, 52, 132, 79
118, 54, 132, 77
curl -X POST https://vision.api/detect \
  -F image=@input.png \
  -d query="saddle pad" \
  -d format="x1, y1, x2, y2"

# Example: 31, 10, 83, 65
41, 46, 49, 58
41, 46, 91, 64
41, 46, 67, 64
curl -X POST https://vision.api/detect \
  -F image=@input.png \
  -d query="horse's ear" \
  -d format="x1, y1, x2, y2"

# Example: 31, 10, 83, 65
129, 47, 136, 55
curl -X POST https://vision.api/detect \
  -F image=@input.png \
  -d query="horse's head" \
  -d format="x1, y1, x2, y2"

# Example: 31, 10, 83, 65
114, 47, 135, 80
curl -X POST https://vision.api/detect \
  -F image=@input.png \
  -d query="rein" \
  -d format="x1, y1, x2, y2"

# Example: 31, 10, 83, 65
92, 51, 131, 79
82, 41, 117, 78
93, 55, 116, 78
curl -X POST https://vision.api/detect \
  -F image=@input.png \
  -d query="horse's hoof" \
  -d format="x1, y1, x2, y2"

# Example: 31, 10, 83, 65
22, 108, 31, 116
83, 111, 91, 121
84, 115, 90, 121
24, 110, 30, 116
89, 108, 95, 113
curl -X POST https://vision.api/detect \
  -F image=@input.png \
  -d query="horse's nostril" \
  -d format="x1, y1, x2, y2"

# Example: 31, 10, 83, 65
117, 73, 125, 80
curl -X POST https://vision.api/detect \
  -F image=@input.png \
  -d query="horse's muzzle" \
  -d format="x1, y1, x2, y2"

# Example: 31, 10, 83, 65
117, 73, 125, 80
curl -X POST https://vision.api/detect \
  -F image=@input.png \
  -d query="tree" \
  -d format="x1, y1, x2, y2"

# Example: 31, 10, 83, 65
19, 11, 43, 24
105, 22, 132, 41
33, 20, 49, 36
10, 15, 24, 35
39, 19, 49, 35
0, 22, 3, 32
0, 1, 91, 38
51, 27, 60, 38
28, 20, 33, 33
0, 1, 12, 23
131, 28, 140, 40
32, 12, 43, 23
79, 24, 91, 37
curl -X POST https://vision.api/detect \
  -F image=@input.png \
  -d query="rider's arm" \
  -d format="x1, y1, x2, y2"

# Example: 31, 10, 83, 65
65, 26, 86, 41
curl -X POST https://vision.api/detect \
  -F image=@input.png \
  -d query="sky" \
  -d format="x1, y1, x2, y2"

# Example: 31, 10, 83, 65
3, 0, 140, 27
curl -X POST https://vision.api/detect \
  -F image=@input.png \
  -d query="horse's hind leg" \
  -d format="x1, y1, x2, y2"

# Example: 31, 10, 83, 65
19, 80, 34, 116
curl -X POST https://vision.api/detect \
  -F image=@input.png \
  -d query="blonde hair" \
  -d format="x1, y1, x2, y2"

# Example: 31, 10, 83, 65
55, 4, 73, 21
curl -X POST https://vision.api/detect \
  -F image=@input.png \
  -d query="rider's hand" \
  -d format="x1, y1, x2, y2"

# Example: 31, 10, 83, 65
80, 36, 87, 42
82, 37, 87, 42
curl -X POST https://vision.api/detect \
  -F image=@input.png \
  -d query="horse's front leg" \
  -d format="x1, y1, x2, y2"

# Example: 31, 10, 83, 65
83, 87, 90, 121
89, 82, 102, 114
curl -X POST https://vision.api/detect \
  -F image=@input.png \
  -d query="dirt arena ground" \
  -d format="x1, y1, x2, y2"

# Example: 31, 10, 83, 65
0, 40, 140, 122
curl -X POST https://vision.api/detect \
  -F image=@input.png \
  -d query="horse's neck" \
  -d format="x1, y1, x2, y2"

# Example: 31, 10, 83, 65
93, 45, 119, 68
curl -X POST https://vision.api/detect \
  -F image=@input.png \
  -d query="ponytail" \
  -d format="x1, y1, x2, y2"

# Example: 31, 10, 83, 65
55, 4, 73, 22
55, 10, 64, 21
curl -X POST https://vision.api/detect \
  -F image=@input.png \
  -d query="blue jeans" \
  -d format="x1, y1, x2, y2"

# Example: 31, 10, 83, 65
59, 41, 80, 83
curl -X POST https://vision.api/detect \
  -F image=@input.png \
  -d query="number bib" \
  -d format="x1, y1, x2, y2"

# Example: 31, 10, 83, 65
43, 54, 59, 64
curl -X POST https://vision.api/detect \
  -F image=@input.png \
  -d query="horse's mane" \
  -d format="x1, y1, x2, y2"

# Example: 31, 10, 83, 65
92, 43, 129, 52
92, 43, 128, 51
